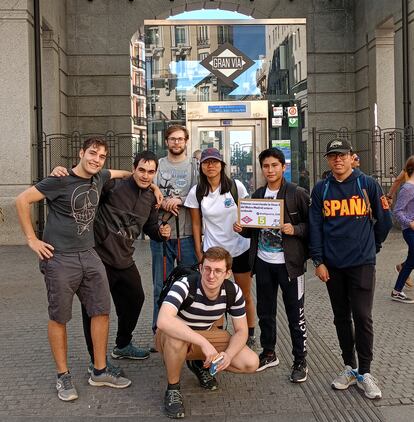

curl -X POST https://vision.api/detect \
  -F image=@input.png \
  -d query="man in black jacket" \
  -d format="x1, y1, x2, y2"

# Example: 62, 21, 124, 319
234, 147, 310, 382
82, 151, 171, 363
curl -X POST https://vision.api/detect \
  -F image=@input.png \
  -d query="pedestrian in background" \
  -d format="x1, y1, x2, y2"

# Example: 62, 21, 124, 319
390, 155, 414, 303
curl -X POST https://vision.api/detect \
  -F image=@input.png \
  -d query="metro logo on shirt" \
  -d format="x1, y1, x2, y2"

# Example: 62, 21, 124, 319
323, 195, 369, 217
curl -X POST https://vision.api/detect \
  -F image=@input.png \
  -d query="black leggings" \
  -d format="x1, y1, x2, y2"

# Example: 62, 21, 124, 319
82, 262, 145, 361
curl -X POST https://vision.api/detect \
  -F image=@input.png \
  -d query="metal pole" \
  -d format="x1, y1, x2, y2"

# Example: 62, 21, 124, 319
34, 0, 44, 236
402, 0, 410, 131
312, 127, 318, 186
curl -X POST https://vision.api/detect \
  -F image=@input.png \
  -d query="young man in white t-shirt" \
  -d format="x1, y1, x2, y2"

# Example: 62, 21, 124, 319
234, 147, 310, 382
156, 246, 259, 419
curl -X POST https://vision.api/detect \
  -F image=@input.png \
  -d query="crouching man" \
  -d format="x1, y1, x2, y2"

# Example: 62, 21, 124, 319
156, 246, 259, 419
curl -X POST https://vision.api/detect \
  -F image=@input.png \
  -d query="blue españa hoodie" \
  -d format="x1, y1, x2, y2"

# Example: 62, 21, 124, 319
309, 169, 392, 268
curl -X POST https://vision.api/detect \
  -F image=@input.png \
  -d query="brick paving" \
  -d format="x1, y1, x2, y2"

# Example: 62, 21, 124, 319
0, 228, 413, 421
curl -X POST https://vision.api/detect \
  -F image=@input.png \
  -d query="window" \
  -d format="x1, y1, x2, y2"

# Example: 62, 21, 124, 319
198, 86, 210, 102
197, 25, 209, 45
198, 52, 209, 61
147, 27, 160, 46
218, 26, 233, 44
152, 57, 160, 75
175, 26, 186, 45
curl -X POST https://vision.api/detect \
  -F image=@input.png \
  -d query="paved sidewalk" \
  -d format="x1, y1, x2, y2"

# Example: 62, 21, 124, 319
0, 229, 413, 421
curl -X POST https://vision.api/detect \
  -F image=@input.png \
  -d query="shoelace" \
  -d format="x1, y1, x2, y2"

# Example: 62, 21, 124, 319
167, 389, 183, 404
361, 374, 379, 387
198, 367, 214, 383
61, 374, 74, 390
107, 362, 122, 376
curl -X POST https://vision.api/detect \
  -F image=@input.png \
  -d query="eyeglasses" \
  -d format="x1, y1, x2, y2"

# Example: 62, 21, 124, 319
167, 137, 186, 143
202, 266, 227, 277
202, 159, 221, 166
327, 152, 350, 161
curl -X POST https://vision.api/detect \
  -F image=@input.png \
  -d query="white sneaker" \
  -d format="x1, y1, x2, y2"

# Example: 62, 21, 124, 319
331, 365, 357, 390
391, 290, 414, 303
357, 373, 382, 399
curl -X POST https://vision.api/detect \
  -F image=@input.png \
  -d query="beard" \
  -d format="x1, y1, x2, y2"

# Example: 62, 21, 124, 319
168, 145, 186, 156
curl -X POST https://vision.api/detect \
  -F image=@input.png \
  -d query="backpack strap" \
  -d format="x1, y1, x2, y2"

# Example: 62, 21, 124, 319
223, 279, 237, 312
283, 183, 298, 224
179, 273, 200, 311
356, 175, 373, 221
230, 179, 239, 205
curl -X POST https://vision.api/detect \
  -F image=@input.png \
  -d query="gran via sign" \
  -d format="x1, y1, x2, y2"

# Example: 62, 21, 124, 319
200, 42, 254, 88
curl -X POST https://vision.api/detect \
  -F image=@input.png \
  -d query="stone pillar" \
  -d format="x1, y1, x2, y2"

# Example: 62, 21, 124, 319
0, 1, 35, 244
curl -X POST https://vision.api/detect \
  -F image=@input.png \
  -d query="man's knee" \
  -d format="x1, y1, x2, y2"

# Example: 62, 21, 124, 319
163, 335, 188, 354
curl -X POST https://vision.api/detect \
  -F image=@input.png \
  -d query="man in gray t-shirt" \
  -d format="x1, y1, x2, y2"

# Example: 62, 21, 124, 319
150, 125, 198, 333
16, 137, 132, 402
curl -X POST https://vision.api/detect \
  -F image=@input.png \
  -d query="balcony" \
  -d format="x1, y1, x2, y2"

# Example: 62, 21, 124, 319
131, 57, 145, 69
133, 85, 146, 97
197, 38, 210, 47
133, 116, 146, 127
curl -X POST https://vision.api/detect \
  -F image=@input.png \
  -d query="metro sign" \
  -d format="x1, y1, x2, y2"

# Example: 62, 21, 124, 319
200, 42, 254, 88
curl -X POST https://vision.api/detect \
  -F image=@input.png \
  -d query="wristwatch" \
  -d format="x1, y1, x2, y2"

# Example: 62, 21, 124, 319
312, 259, 323, 268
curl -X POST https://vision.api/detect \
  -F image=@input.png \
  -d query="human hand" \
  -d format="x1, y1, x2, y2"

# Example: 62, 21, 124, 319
201, 341, 219, 368
160, 223, 171, 239
315, 264, 330, 282
281, 223, 294, 236
50, 166, 69, 177
150, 184, 163, 208
28, 238, 54, 260
214, 351, 231, 373
233, 222, 243, 233
163, 197, 181, 216
410, 221, 414, 230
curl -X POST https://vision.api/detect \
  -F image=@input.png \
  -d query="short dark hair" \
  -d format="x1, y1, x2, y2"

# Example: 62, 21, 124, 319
258, 147, 286, 167
82, 137, 108, 153
164, 125, 189, 141
201, 246, 233, 271
133, 150, 158, 170
405, 155, 414, 177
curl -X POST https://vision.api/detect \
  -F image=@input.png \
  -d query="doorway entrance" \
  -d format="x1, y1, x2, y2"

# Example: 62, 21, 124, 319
187, 100, 267, 193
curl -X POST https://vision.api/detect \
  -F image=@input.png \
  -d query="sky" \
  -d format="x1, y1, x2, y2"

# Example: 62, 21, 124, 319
168, 9, 252, 20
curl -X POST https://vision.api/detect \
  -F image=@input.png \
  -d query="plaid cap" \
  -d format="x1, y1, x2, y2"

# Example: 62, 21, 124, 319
324, 139, 353, 156
200, 148, 224, 163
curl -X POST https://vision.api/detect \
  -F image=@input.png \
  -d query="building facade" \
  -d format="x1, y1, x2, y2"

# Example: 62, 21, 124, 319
1, 0, 413, 244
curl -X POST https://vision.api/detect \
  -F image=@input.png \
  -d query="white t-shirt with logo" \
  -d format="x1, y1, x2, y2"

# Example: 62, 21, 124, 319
185, 180, 250, 258
257, 187, 285, 264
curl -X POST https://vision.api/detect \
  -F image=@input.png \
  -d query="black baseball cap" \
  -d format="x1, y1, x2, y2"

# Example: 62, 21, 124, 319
324, 139, 353, 156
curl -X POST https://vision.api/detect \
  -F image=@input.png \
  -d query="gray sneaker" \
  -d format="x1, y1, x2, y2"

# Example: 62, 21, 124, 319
56, 372, 78, 402
88, 366, 131, 389
331, 365, 357, 390
357, 373, 382, 399
87, 359, 124, 376
111, 342, 150, 360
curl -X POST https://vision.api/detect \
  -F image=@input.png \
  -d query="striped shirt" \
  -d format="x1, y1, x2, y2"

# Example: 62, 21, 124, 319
163, 277, 246, 330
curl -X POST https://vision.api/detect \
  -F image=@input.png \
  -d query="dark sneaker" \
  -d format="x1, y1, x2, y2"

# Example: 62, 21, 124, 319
357, 373, 382, 399
331, 365, 357, 390
111, 342, 150, 360
186, 360, 218, 390
391, 290, 414, 303
87, 359, 124, 376
88, 366, 131, 389
256, 351, 279, 372
56, 372, 78, 402
246, 335, 256, 349
290, 360, 308, 383
164, 388, 185, 419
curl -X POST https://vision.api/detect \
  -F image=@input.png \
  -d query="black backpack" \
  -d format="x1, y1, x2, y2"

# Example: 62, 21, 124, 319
157, 264, 237, 312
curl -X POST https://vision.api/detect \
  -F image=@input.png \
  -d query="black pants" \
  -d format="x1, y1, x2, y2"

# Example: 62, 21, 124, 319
326, 264, 375, 375
82, 262, 145, 361
255, 258, 307, 362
